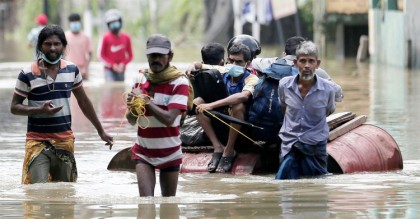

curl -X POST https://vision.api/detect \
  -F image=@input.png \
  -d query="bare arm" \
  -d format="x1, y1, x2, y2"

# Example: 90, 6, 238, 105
72, 86, 113, 146
196, 90, 251, 113
146, 104, 182, 127
10, 93, 63, 116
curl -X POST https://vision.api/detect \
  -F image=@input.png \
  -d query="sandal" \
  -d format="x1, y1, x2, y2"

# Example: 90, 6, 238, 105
216, 154, 237, 173
207, 152, 223, 173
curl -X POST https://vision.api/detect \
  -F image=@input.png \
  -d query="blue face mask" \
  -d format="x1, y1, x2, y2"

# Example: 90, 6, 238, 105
69, 22, 81, 32
40, 51, 62, 65
226, 64, 245, 77
109, 21, 121, 31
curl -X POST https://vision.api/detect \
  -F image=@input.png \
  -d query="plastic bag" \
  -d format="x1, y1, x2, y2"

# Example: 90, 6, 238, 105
180, 116, 210, 146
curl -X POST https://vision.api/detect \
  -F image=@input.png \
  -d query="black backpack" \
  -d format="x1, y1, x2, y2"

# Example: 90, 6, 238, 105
181, 69, 229, 146
247, 58, 295, 143
190, 69, 229, 112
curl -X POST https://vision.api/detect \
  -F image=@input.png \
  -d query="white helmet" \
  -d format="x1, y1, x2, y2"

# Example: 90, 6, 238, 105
105, 9, 121, 23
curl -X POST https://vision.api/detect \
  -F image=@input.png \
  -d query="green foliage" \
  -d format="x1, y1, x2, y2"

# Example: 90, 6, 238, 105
298, 0, 314, 34
159, 0, 203, 38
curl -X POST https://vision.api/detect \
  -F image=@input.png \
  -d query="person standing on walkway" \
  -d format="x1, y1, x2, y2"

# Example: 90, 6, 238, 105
98, 9, 133, 82
65, 13, 92, 80
126, 34, 189, 197
11, 25, 113, 184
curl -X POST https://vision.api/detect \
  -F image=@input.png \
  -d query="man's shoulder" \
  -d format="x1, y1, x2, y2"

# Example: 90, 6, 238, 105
316, 76, 336, 91
245, 70, 258, 79
172, 74, 189, 85
119, 32, 132, 39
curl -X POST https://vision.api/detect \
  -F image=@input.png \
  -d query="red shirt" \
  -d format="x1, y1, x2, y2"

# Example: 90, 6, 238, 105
98, 31, 133, 69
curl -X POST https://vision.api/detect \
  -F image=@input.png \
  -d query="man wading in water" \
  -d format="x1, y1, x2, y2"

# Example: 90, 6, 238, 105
11, 25, 113, 184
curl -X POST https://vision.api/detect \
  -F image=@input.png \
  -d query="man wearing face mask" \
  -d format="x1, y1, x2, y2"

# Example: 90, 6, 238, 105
10, 25, 114, 184
98, 9, 133, 82
65, 13, 92, 80
195, 43, 259, 173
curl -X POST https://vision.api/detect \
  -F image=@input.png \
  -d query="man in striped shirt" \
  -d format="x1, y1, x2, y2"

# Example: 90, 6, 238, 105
11, 25, 113, 184
126, 34, 189, 197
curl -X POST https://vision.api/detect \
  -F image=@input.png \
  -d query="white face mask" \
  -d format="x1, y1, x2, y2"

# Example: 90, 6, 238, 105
226, 64, 245, 77
69, 22, 81, 32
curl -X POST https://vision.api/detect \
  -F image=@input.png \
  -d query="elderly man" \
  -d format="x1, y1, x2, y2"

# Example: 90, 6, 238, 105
276, 41, 336, 180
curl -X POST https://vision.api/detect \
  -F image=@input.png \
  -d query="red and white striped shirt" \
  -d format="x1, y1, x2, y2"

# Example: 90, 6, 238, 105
130, 73, 189, 169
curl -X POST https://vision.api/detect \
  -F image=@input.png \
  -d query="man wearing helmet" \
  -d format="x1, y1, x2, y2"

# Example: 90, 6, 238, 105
98, 9, 133, 82
227, 34, 261, 75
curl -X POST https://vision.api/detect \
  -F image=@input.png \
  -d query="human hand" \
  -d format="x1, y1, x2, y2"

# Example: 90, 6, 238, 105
98, 131, 114, 150
126, 91, 136, 108
185, 64, 196, 76
41, 100, 63, 115
112, 63, 125, 74
195, 103, 213, 114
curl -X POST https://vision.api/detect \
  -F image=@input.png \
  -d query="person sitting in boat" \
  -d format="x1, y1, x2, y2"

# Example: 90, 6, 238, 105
275, 41, 336, 180
194, 43, 259, 173
180, 42, 226, 146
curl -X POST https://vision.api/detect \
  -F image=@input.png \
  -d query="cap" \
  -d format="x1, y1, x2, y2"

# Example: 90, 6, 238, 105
35, 13, 48, 25
146, 34, 171, 55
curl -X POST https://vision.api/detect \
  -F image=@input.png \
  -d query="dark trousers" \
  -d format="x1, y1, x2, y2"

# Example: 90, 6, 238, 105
275, 141, 328, 180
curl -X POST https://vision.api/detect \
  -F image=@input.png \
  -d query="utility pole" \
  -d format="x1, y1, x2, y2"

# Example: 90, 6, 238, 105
43, 0, 49, 18
313, 0, 326, 59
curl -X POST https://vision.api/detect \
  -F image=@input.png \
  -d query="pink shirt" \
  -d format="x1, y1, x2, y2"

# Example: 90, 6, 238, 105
64, 31, 92, 76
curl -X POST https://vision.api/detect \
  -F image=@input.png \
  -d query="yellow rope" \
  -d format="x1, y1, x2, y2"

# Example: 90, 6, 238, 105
110, 93, 152, 150
125, 93, 152, 129
201, 108, 263, 148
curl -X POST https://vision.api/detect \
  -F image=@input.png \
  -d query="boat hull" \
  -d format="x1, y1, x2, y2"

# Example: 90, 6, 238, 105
108, 124, 403, 175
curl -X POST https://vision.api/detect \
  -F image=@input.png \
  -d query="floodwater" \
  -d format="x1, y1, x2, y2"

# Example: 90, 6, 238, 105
0, 60, 420, 219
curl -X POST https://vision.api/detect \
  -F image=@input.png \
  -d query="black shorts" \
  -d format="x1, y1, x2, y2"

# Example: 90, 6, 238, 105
136, 159, 180, 172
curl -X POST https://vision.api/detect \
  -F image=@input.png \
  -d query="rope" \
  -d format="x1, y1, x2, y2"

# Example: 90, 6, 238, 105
200, 108, 263, 148
110, 93, 152, 150
125, 93, 152, 129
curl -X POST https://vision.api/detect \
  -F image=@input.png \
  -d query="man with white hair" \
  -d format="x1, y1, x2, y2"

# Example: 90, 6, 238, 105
275, 41, 336, 180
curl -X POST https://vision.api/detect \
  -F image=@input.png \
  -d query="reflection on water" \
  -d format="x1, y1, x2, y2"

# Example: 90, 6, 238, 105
1, 60, 420, 218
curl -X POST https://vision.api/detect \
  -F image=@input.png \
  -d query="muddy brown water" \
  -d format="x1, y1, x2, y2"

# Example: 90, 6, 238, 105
0, 60, 419, 218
